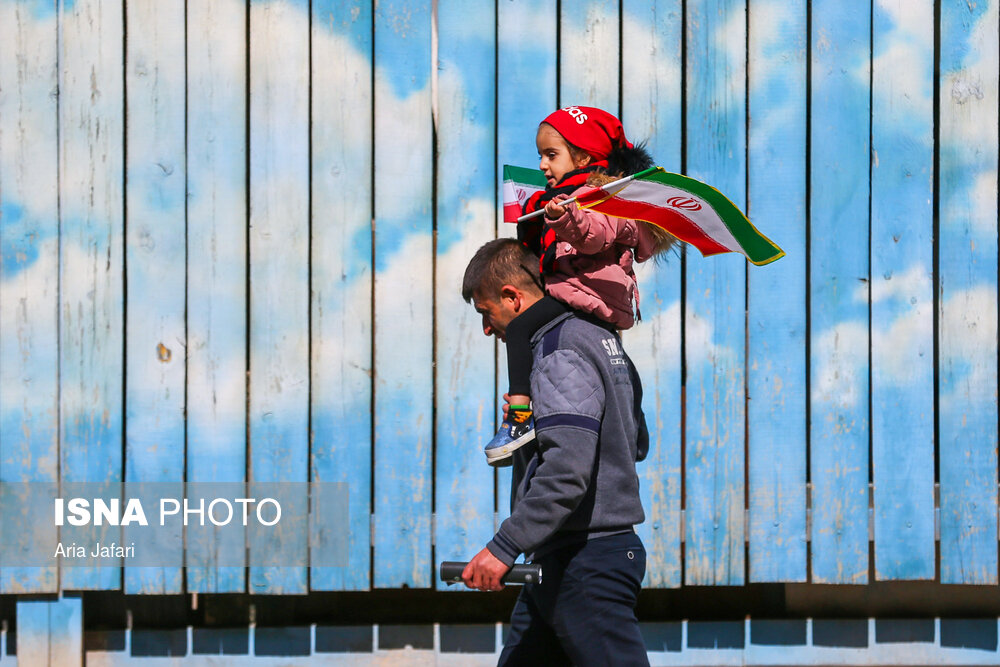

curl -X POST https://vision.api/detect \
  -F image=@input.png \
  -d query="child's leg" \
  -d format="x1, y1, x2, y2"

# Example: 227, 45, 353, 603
485, 296, 569, 467
503, 295, 569, 400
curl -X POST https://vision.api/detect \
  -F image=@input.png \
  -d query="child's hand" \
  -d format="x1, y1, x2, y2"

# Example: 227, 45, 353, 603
501, 393, 512, 420
544, 194, 571, 219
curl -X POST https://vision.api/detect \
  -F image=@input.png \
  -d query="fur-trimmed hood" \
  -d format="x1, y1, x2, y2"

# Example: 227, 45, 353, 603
588, 142, 655, 185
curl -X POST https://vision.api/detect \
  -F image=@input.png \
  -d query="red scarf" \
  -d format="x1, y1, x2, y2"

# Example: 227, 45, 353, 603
517, 162, 606, 275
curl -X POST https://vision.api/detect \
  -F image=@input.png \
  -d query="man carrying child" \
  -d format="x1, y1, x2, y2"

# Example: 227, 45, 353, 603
460, 238, 651, 667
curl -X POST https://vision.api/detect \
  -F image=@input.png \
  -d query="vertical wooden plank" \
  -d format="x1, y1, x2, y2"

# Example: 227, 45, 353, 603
248, 0, 309, 594
58, 0, 124, 592
870, 0, 935, 581
620, 0, 683, 589
938, 0, 999, 584
123, 0, 186, 596
809, 0, 871, 585
684, 0, 747, 586
16, 596, 83, 667
310, 0, 373, 592
373, 0, 433, 588
558, 0, 620, 110
495, 0, 558, 526
746, 0, 808, 583
185, 0, 248, 594
434, 0, 497, 590
0, 0, 59, 594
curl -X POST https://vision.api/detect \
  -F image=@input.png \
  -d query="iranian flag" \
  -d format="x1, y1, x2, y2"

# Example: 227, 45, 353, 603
502, 165, 547, 224
576, 167, 784, 266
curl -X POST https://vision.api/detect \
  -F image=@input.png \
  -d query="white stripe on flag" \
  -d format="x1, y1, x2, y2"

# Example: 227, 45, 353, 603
606, 179, 744, 252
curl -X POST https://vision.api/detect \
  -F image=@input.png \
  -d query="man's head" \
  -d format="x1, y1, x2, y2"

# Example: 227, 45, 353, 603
462, 238, 544, 341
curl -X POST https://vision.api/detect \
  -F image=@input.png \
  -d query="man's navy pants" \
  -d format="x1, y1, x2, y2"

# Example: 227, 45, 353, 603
498, 531, 650, 666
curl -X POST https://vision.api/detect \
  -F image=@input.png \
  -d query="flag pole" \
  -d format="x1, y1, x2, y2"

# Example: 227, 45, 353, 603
514, 168, 659, 224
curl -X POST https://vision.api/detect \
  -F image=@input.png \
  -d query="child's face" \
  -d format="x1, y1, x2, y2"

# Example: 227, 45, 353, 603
536, 123, 590, 186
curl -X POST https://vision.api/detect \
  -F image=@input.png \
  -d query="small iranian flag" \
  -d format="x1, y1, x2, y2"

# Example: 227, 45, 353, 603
502, 165, 547, 224
576, 167, 784, 266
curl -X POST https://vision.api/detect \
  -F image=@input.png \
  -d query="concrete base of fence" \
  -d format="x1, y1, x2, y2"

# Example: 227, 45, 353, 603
42, 618, 1000, 666
15, 595, 83, 667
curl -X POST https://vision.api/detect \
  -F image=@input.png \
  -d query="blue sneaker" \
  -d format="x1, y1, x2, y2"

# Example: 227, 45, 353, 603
484, 408, 535, 467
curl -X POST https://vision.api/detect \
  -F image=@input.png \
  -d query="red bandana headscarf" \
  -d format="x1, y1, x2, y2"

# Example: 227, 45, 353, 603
520, 106, 634, 276
540, 106, 633, 161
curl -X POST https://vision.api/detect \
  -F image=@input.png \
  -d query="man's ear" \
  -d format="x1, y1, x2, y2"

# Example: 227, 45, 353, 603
499, 284, 522, 311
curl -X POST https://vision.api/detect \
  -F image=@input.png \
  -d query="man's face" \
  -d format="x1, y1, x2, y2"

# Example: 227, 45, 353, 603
473, 292, 518, 342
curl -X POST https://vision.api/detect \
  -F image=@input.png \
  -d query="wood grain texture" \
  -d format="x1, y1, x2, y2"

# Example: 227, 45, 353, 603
870, 0, 935, 581
937, 0, 999, 584
621, 0, 683, 588
0, 0, 997, 597
747, 0, 808, 583
494, 0, 558, 527
684, 0, 747, 586
310, 0, 373, 592
0, 0, 60, 594
558, 0, 619, 110
248, 0, 310, 595
57, 0, 125, 592
433, 0, 498, 590
123, 0, 186, 595
372, 0, 433, 588
185, 0, 248, 594
809, 0, 871, 585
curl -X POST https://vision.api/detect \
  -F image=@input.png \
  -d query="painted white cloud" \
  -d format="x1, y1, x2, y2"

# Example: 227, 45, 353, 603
559, 1, 619, 109
621, 299, 682, 374
940, 0, 998, 149
0, 238, 59, 418
871, 0, 934, 125
812, 320, 869, 409
843, 263, 933, 391
870, 300, 934, 387
0, 4, 59, 224
748, 1, 805, 88
970, 170, 999, 230
719, 1, 749, 88
817, 277, 993, 411
620, 9, 682, 151
865, 263, 932, 305
876, 0, 935, 50
939, 284, 998, 413
496, 0, 555, 51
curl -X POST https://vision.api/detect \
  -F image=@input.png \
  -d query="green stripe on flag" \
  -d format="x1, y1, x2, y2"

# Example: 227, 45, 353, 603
503, 164, 547, 188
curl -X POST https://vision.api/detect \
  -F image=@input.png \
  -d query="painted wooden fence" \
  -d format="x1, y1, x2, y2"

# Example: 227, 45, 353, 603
0, 0, 996, 595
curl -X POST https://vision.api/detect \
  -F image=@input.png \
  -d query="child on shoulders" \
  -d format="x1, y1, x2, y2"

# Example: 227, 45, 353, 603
484, 106, 676, 466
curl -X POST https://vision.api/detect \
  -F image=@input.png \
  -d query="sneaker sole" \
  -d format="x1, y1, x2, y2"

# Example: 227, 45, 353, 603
485, 431, 535, 466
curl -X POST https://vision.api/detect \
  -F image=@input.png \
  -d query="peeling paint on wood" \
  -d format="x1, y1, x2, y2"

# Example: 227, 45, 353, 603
684, 0, 747, 587
0, 0, 996, 598
124, 0, 186, 595
938, 0, 999, 585
747, 0, 807, 584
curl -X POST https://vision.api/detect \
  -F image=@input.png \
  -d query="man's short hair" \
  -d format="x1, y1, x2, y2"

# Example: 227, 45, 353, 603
461, 238, 544, 303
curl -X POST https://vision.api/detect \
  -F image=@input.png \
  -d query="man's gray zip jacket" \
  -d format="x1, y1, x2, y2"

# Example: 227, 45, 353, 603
487, 311, 649, 566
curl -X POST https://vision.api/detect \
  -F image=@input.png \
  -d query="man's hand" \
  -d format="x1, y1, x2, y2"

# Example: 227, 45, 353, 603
462, 547, 511, 592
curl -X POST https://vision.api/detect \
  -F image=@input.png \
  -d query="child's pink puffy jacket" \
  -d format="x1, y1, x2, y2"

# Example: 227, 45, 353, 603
543, 186, 657, 330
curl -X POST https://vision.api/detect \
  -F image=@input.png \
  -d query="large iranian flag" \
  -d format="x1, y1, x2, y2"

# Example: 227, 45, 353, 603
576, 167, 784, 266
502, 165, 547, 224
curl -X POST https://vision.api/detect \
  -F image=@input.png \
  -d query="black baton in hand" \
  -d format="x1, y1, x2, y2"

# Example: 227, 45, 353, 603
439, 561, 543, 585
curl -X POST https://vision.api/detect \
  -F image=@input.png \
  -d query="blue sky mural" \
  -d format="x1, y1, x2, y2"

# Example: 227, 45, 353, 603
0, 0, 997, 595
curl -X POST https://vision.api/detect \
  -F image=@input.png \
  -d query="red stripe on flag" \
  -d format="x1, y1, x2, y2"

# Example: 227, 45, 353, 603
586, 196, 732, 257
503, 202, 523, 224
